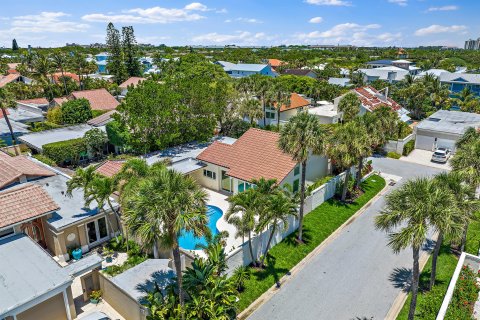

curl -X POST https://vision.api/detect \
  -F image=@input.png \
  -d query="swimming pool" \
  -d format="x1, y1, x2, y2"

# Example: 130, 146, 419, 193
178, 205, 223, 250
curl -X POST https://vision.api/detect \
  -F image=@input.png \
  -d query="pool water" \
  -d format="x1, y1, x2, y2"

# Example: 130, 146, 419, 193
178, 205, 223, 250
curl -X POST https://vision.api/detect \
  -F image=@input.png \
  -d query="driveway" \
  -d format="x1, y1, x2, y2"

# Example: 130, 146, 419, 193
247, 158, 445, 320
400, 149, 451, 170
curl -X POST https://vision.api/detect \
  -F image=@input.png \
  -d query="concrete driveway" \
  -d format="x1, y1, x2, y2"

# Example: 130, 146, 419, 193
247, 158, 445, 320
400, 149, 451, 170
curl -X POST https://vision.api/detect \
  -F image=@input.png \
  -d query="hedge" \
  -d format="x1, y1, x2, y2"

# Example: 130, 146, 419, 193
43, 138, 87, 165
403, 140, 415, 156
386, 151, 402, 159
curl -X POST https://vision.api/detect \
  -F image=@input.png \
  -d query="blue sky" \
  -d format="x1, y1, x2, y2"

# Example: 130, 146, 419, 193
0, 0, 478, 48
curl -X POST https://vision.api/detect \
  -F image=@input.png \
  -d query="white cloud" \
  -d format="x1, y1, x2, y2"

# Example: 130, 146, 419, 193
216, 8, 228, 14
82, 3, 208, 24
184, 2, 208, 11
414, 24, 467, 36
427, 5, 458, 12
309, 17, 323, 24
9, 12, 89, 33
192, 31, 273, 44
224, 17, 262, 24
388, 0, 407, 7
298, 23, 380, 39
305, 0, 351, 6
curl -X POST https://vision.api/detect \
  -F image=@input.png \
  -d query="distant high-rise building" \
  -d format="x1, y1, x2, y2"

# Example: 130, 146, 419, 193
465, 38, 480, 50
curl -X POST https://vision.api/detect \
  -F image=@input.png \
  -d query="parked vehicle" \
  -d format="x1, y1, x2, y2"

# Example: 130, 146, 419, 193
431, 148, 451, 163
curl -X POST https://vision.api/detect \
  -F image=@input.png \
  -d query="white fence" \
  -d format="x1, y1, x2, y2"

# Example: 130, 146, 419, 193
225, 168, 359, 275
384, 133, 415, 155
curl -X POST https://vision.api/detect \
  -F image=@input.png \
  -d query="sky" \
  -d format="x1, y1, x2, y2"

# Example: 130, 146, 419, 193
0, 0, 478, 48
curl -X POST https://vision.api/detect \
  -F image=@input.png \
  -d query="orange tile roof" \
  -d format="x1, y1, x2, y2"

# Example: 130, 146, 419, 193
17, 97, 49, 106
0, 184, 59, 228
52, 72, 80, 83
95, 160, 125, 178
353, 86, 401, 112
268, 59, 285, 68
53, 97, 69, 106
119, 77, 146, 89
7, 69, 19, 74
0, 74, 21, 88
197, 128, 296, 183
71, 88, 120, 111
0, 153, 55, 190
275, 93, 311, 112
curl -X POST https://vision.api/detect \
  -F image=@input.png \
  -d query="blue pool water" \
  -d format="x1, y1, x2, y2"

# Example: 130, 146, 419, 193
178, 205, 223, 250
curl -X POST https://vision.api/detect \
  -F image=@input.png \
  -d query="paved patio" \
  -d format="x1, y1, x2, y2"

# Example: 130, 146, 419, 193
400, 149, 452, 170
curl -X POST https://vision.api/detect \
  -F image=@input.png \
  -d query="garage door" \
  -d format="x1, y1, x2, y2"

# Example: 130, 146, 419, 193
415, 135, 435, 151
437, 138, 456, 152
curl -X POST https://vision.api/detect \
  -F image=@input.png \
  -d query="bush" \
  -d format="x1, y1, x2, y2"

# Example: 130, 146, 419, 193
445, 266, 480, 319
221, 118, 251, 138
403, 140, 415, 156
61, 98, 93, 124
91, 109, 108, 118
43, 138, 87, 165
28, 121, 62, 132
307, 175, 334, 193
386, 151, 402, 159
32, 154, 56, 166
46, 106, 63, 124
106, 120, 130, 149
84, 128, 108, 159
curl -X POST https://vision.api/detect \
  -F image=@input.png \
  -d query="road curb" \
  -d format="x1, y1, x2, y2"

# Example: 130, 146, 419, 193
384, 233, 438, 320
237, 178, 391, 320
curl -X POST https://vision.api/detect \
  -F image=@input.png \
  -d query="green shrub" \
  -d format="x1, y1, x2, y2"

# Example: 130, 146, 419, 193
43, 138, 87, 165
61, 98, 93, 124
307, 175, 334, 192
445, 266, 480, 319
106, 120, 130, 148
386, 151, 401, 159
91, 109, 108, 118
28, 121, 62, 132
402, 140, 415, 156
32, 154, 56, 166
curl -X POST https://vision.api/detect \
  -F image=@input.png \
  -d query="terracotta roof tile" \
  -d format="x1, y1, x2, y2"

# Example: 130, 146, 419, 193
53, 97, 69, 106
0, 74, 21, 88
353, 86, 401, 112
0, 184, 59, 228
95, 160, 125, 178
17, 97, 49, 106
71, 88, 119, 111
268, 59, 285, 68
0, 154, 55, 190
119, 77, 146, 89
197, 128, 296, 182
275, 93, 311, 112
52, 72, 80, 83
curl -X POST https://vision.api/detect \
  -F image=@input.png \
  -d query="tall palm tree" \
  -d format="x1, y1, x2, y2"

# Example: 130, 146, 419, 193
256, 187, 297, 266
238, 95, 263, 125
327, 121, 365, 201
375, 177, 448, 320
455, 127, 480, 150
431, 172, 477, 289
0, 88, 19, 155
226, 188, 260, 266
51, 51, 69, 96
33, 54, 54, 100
338, 92, 361, 123
270, 83, 290, 130
71, 53, 88, 90
123, 165, 208, 309
279, 113, 328, 243
352, 120, 373, 187
252, 75, 271, 127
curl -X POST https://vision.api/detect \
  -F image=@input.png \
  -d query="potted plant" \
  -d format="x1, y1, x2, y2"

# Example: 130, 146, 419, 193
89, 290, 102, 304
71, 248, 82, 260
103, 247, 114, 263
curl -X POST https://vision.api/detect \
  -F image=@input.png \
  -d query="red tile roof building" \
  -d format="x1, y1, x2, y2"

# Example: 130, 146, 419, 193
0, 74, 21, 88
197, 128, 296, 182
71, 88, 120, 111
0, 183, 59, 228
95, 160, 125, 178
119, 77, 146, 89
0, 152, 55, 190
17, 97, 50, 106
275, 93, 311, 112
52, 72, 80, 83
353, 86, 402, 112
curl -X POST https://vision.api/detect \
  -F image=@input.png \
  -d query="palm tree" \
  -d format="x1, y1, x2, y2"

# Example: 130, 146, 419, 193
431, 172, 477, 289
338, 92, 361, 123
279, 113, 328, 243
375, 177, 449, 320
327, 121, 366, 201
195, 230, 229, 276
250, 74, 271, 126
352, 121, 373, 187
226, 188, 260, 266
256, 187, 297, 266
0, 88, 19, 155
455, 127, 480, 150
270, 83, 290, 130
238, 95, 263, 125
51, 51, 69, 96
123, 165, 208, 309
33, 54, 54, 100
71, 53, 88, 90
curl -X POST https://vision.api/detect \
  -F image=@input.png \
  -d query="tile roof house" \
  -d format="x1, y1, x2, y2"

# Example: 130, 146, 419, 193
17, 97, 50, 112
119, 76, 146, 97
353, 86, 411, 122
71, 88, 120, 111
195, 128, 328, 193
52, 72, 80, 83
0, 74, 21, 87
261, 93, 312, 127
0, 153, 121, 263
95, 160, 125, 178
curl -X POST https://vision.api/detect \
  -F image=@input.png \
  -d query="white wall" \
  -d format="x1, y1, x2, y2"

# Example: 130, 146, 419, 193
384, 133, 415, 154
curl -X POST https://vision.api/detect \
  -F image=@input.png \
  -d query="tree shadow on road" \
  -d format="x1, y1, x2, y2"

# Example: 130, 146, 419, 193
389, 267, 412, 292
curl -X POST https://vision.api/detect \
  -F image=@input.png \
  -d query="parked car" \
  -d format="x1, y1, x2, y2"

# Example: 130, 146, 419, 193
431, 148, 451, 163
77, 311, 111, 320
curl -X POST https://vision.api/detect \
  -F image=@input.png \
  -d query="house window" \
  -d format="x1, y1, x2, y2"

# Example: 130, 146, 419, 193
86, 217, 109, 245
294, 165, 300, 176
293, 179, 300, 193
203, 169, 216, 180
266, 111, 275, 119
0, 227, 14, 239
238, 181, 251, 193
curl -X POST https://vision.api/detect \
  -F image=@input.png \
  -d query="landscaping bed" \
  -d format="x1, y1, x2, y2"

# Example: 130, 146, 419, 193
237, 174, 386, 311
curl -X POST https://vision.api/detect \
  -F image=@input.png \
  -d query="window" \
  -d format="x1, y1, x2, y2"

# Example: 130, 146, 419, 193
266, 111, 275, 119
238, 181, 251, 192
203, 169, 216, 180
294, 165, 300, 176
293, 179, 300, 193
0, 227, 14, 239
86, 217, 109, 244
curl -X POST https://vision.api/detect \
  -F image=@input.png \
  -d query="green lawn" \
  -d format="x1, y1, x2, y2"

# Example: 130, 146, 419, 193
237, 174, 386, 312
396, 212, 480, 319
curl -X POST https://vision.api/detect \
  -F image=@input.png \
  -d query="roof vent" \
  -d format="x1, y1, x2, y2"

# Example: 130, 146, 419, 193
427, 118, 441, 122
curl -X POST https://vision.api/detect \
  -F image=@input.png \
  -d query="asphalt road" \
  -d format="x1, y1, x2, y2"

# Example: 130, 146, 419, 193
247, 158, 445, 320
